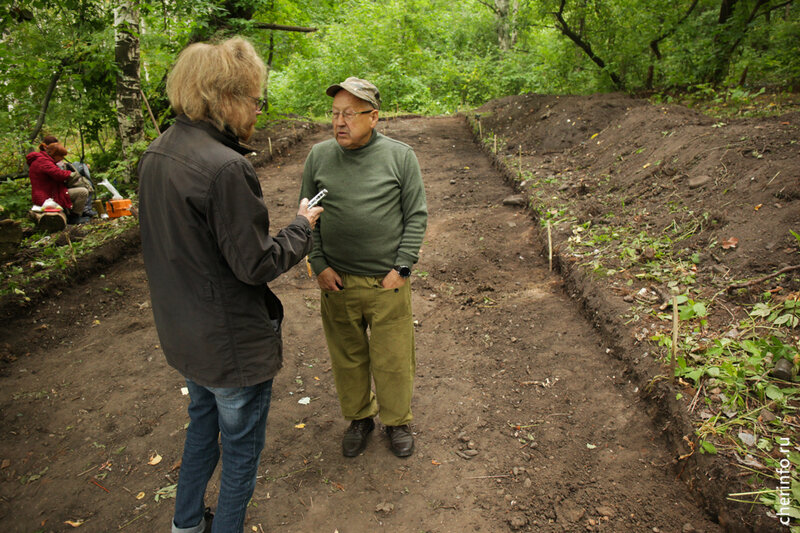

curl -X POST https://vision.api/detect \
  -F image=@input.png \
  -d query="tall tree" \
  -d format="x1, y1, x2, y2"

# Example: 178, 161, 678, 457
27, 65, 65, 145
646, 0, 699, 89
706, 0, 794, 85
114, 0, 144, 166
549, 0, 623, 89
477, 0, 521, 50
0, 0, 115, 169
142, 0, 317, 128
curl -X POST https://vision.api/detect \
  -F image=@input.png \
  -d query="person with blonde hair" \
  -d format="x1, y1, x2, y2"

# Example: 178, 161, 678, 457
139, 37, 322, 533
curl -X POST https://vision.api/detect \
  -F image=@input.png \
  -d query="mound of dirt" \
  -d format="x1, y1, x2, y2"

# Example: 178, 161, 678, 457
476, 93, 649, 154
248, 118, 325, 168
472, 92, 800, 532
476, 93, 800, 283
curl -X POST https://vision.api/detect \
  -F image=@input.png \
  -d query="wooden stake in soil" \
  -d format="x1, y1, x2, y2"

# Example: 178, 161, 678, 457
547, 220, 552, 272
671, 295, 679, 377
493, 135, 497, 154
268, 137, 272, 156
518, 146, 522, 178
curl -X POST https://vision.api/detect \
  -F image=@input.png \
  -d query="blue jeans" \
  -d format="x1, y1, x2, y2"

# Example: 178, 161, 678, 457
172, 378, 273, 533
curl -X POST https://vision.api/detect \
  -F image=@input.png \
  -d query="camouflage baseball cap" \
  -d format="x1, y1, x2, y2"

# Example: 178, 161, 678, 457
326, 77, 381, 110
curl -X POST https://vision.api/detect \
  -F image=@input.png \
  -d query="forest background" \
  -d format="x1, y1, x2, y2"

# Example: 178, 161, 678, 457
1, 0, 799, 202
0, 1, 799, 527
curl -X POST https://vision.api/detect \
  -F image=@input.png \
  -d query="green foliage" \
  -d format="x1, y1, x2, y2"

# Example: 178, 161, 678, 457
650, 298, 800, 515
0, 215, 137, 301
677, 295, 708, 322
1, 0, 799, 178
751, 300, 800, 329
670, 334, 799, 388
790, 230, 800, 248
0, 0, 116, 175
0, 178, 32, 220
92, 138, 148, 190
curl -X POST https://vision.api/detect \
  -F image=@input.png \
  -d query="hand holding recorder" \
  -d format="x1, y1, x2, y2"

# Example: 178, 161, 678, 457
298, 188, 326, 228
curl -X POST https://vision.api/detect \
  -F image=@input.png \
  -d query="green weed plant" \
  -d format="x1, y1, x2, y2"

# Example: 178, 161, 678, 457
0, 216, 136, 302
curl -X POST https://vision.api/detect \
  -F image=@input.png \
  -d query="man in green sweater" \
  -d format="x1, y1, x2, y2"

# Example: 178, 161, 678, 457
299, 77, 427, 458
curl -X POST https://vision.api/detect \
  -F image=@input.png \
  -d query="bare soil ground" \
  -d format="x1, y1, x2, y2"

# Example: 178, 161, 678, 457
474, 93, 799, 284
0, 94, 797, 533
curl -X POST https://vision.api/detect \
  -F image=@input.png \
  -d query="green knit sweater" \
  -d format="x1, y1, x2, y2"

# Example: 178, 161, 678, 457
299, 131, 427, 276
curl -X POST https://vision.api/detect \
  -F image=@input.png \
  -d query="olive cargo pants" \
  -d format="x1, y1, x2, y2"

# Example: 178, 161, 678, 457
320, 273, 415, 426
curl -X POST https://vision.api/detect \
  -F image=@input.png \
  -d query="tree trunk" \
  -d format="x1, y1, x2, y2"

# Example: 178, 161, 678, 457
265, 32, 275, 113
738, 65, 749, 86
706, 0, 786, 85
647, 0, 699, 90
552, 0, 623, 89
494, 0, 520, 51
708, 0, 741, 84
114, 0, 144, 175
27, 67, 63, 145
718, 0, 739, 23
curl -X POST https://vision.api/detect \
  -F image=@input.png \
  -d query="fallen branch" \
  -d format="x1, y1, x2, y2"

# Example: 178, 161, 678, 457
726, 264, 800, 291
251, 22, 317, 32
77, 460, 110, 477
677, 435, 695, 461
261, 464, 312, 482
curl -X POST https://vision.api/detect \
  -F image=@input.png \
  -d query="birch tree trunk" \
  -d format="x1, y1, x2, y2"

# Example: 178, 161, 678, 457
114, 0, 144, 170
495, 0, 519, 51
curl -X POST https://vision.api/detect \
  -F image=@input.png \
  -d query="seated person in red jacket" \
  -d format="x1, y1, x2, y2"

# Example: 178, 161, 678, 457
27, 142, 89, 221
42, 136, 94, 183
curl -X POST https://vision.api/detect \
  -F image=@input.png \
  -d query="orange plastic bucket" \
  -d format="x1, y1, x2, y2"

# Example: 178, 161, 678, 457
105, 199, 132, 218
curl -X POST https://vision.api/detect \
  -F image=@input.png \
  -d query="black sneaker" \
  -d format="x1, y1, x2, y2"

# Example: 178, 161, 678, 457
66, 213, 92, 225
342, 418, 375, 457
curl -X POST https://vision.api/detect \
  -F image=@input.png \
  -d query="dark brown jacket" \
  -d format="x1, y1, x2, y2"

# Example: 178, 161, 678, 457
139, 115, 312, 387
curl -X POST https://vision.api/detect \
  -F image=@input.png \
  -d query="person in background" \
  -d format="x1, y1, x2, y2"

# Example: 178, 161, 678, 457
26, 141, 90, 224
42, 135, 59, 149
41, 135, 97, 216
299, 77, 427, 458
138, 37, 322, 533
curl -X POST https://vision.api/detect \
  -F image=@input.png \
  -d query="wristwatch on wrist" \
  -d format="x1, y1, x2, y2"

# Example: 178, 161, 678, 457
394, 265, 411, 278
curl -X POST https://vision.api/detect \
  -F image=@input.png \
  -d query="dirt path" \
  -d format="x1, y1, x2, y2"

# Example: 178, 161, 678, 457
0, 116, 724, 532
